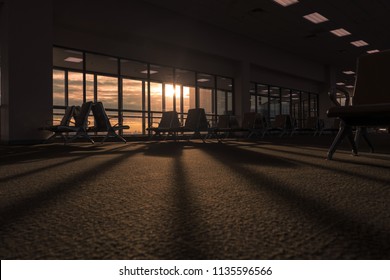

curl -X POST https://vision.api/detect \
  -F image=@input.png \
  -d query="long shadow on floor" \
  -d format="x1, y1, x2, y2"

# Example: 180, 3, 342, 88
199, 142, 390, 259
0, 145, 146, 229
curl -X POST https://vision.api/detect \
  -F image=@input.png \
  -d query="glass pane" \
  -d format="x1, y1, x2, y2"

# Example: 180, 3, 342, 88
197, 73, 215, 88
199, 88, 214, 114
217, 90, 226, 115
281, 88, 291, 115
269, 86, 280, 118
53, 47, 83, 70
123, 79, 143, 111
150, 112, 162, 127
301, 92, 310, 120
150, 65, 173, 83
97, 75, 118, 109
121, 59, 147, 79
53, 108, 64, 125
176, 69, 195, 87
86, 74, 94, 102
310, 94, 318, 116
291, 90, 301, 127
257, 84, 268, 96
68, 71, 83, 106
227, 92, 233, 114
175, 85, 181, 112
183, 86, 195, 113
250, 95, 256, 112
164, 84, 175, 111
86, 53, 118, 75
150, 82, 162, 112
217, 76, 233, 91
53, 70, 65, 106
259, 95, 269, 118
123, 114, 144, 134
249, 83, 256, 95
257, 84, 269, 118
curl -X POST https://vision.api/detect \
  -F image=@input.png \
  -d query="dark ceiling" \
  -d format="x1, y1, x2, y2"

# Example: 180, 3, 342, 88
141, 0, 390, 85
54, 0, 390, 86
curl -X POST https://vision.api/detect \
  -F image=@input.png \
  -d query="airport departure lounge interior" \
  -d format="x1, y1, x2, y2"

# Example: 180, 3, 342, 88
1, 0, 390, 259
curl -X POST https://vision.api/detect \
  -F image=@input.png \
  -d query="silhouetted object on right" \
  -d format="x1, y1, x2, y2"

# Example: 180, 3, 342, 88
327, 50, 390, 159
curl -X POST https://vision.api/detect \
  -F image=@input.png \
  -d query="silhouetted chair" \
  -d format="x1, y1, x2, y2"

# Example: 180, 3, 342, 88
264, 114, 293, 136
243, 112, 267, 138
88, 101, 129, 143
206, 114, 236, 141
42, 105, 75, 142
63, 101, 94, 144
206, 112, 266, 141
326, 88, 374, 151
326, 50, 390, 159
42, 102, 93, 144
291, 116, 320, 136
146, 111, 181, 139
169, 108, 209, 141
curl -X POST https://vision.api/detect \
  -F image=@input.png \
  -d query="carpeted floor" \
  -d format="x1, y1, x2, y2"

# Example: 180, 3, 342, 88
1, 134, 390, 259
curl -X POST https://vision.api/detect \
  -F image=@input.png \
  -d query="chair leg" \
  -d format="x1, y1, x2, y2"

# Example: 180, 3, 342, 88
327, 121, 358, 160
101, 130, 126, 143
43, 133, 56, 144
346, 126, 358, 156
115, 133, 127, 143
356, 127, 374, 153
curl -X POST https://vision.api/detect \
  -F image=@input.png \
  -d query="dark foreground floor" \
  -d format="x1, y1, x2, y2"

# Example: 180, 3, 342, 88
1, 134, 390, 259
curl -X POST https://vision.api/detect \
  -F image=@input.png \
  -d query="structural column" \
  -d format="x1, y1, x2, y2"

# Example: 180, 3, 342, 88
1, 0, 53, 144
234, 60, 251, 120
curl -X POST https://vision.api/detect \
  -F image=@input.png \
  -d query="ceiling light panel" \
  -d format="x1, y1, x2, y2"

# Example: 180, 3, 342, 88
367, 49, 380, 54
343, 70, 355, 75
140, 70, 158, 74
303, 12, 329, 24
351, 40, 369, 47
330, 28, 351, 37
64, 57, 83, 63
273, 0, 299, 7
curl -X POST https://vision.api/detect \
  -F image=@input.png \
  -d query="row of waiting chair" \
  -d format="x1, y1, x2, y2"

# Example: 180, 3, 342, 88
208, 113, 340, 140
42, 101, 129, 144
147, 110, 340, 142
46, 104, 340, 144
147, 108, 209, 141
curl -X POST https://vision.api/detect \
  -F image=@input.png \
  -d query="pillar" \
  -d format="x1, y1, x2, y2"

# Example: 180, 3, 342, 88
234, 60, 251, 120
1, 0, 53, 144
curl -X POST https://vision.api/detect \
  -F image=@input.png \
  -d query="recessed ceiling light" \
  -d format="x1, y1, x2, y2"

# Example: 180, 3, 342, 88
64, 57, 83, 63
345, 85, 354, 88
197, 79, 210, 82
140, 70, 158, 74
343, 70, 355, 75
336, 82, 345, 86
273, 0, 299, 7
330, 28, 351, 37
351, 40, 369, 47
303, 12, 329, 24
367, 49, 380, 54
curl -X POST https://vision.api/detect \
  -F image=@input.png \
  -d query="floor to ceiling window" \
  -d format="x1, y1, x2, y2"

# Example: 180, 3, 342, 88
53, 46, 235, 136
250, 82, 319, 128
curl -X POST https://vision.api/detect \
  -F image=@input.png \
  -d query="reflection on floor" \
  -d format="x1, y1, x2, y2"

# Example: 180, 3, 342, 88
1, 134, 390, 259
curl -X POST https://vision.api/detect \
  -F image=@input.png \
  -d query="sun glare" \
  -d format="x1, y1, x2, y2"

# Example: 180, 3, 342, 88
165, 84, 175, 98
